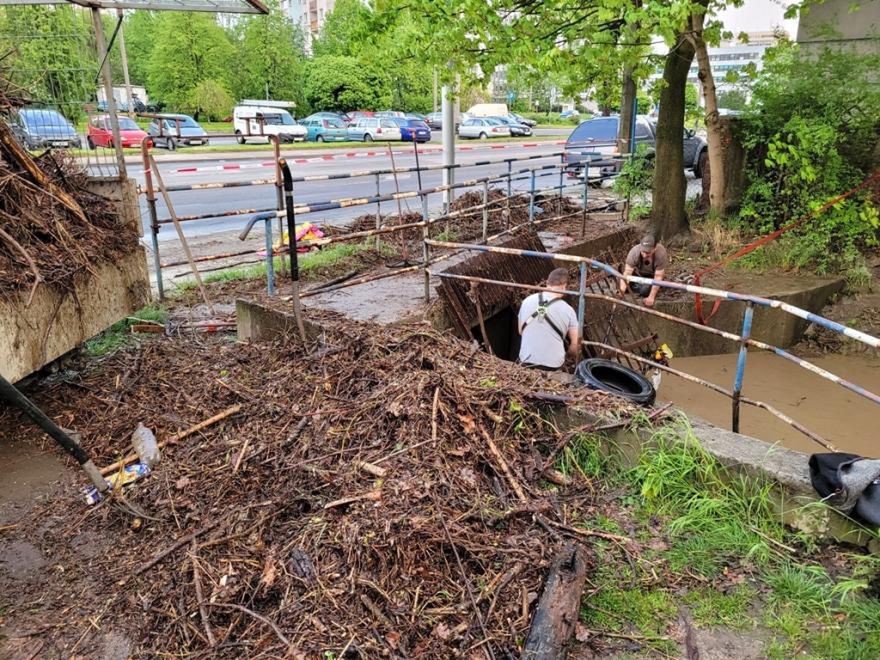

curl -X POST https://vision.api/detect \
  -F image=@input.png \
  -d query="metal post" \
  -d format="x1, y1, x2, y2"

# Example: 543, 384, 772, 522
558, 154, 564, 201
505, 159, 512, 230
442, 82, 455, 211
374, 172, 382, 249
142, 140, 164, 300
732, 302, 754, 434
264, 215, 275, 296
422, 193, 430, 303
116, 9, 134, 120
581, 163, 589, 239
91, 7, 126, 178
272, 137, 286, 276
279, 159, 307, 343
576, 263, 587, 362
528, 170, 536, 225
413, 138, 423, 191
482, 180, 489, 243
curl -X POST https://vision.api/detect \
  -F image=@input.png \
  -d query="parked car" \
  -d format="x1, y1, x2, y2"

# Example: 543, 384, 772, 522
392, 118, 431, 143
87, 114, 148, 149
511, 112, 536, 127
346, 117, 402, 142
233, 103, 306, 144
375, 110, 405, 118
310, 111, 351, 124
10, 108, 81, 149
457, 117, 511, 140
300, 115, 349, 142
560, 109, 580, 119
426, 111, 443, 129
347, 110, 374, 122
489, 115, 532, 137
404, 112, 426, 121
466, 103, 509, 118
563, 115, 707, 178
146, 114, 208, 150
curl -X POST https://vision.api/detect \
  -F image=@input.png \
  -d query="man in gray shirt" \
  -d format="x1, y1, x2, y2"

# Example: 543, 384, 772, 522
518, 268, 580, 370
619, 233, 669, 308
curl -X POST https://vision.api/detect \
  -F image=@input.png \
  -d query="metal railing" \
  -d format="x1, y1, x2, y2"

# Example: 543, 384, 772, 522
140, 138, 608, 298
422, 239, 880, 451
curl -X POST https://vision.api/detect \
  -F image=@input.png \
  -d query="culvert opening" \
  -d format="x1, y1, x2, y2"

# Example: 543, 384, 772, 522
471, 305, 520, 361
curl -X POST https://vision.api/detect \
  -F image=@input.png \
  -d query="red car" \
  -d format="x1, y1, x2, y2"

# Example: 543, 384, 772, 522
87, 114, 149, 149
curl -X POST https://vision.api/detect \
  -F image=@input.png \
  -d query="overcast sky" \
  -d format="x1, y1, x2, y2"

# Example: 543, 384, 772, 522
716, 0, 799, 38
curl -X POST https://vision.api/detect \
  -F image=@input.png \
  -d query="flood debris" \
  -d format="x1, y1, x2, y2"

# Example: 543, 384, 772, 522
1, 310, 646, 657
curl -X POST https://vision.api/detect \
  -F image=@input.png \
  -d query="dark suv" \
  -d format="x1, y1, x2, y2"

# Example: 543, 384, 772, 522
563, 116, 707, 179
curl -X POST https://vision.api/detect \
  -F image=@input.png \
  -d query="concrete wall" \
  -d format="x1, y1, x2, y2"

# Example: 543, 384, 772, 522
648, 277, 844, 356
0, 177, 149, 384
797, 0, 880, 55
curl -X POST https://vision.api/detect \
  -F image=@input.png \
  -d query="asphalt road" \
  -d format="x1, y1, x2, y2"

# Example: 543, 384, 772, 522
133, 141, 577, 243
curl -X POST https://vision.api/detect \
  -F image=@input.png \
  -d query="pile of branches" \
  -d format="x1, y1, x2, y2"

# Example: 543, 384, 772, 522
0, 98, 138, 302
11, 311, 636, 657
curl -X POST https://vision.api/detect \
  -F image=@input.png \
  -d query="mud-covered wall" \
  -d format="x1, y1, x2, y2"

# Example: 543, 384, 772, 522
0, 177, 149, 383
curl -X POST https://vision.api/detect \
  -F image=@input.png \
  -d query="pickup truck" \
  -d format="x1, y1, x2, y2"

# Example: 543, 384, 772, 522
563, 115, 708, 179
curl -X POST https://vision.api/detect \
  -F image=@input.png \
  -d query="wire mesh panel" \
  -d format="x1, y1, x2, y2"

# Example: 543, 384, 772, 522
0, 4, 122, 176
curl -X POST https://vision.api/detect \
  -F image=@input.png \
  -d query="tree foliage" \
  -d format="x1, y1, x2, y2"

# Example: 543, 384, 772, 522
0, 5, 97, 120
231, 0, 307, 109
735, 41, 880, 273
303, 55, 390, 112
312, 0, 371, 58
146, 12, 234, 115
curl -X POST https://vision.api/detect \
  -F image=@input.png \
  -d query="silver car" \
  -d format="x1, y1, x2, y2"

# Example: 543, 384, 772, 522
147, 114, 208, 150
346, 117, 403, 142
457, 117, 511, 140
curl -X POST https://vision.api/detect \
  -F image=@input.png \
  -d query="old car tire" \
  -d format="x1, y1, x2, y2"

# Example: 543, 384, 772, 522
695, 150, 708, 179
575, 359, 656, 406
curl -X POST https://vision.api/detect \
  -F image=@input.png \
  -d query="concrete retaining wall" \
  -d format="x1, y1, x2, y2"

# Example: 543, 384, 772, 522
0, 177, 149, 384
649, 277, 844, 356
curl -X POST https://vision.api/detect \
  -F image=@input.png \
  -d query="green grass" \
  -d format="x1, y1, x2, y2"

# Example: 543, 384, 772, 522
84, 303, 167, 357
559, 414, 880, 657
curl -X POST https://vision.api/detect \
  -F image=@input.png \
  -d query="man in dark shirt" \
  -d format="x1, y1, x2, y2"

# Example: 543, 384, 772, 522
619, 234, 669, 308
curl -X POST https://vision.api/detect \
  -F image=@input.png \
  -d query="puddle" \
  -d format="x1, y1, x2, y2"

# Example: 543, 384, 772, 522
659, 352, 880, 456
0, 436, 65, 525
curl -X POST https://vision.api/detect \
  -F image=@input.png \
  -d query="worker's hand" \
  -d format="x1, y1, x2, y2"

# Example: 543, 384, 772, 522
644, 295, 656, 308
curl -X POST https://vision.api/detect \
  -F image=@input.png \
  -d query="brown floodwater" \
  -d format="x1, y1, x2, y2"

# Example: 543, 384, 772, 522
658, 352, 880, 456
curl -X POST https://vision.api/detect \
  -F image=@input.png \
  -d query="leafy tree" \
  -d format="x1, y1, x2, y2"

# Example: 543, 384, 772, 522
146, 12, 233, 112
121, 12, 160, 87
186, 79, 233, 120
312, 0, 371, 58
231, 0, 307, 110
735, 41, 880, 273
717, 89, 747, 112
0, 5, 97, 121
303, 55, 390, 112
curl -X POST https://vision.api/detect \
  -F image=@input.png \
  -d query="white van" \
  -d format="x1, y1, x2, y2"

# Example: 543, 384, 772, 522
466, 103, 509, 118
233, 100, 307, 144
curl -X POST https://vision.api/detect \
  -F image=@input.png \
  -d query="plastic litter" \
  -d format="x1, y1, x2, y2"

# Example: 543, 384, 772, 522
131, 423, 160, 468
83, 462, 151, 505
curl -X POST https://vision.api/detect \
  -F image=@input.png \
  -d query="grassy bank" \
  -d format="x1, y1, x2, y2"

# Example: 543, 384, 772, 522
564, 415, 880, 657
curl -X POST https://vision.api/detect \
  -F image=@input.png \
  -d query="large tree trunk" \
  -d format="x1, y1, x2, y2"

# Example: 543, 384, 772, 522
690, 10, 726, 214
652, 35, 696, 240
617, 65, 637, 154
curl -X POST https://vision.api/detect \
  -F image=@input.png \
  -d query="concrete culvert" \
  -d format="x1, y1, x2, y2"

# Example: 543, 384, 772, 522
575, 358, 656, 405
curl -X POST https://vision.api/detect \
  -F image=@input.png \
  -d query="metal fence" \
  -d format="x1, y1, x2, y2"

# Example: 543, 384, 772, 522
0, 3, 126, 177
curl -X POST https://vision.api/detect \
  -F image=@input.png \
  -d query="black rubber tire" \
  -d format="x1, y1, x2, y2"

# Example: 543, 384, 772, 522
236, 131, 245, 145
575, 358, 656, 406
87, 136, 95, 150
167, 138, 176, 151
316, 134, 325, 142
479, 132, 488, 140
364, 133, 373, 142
